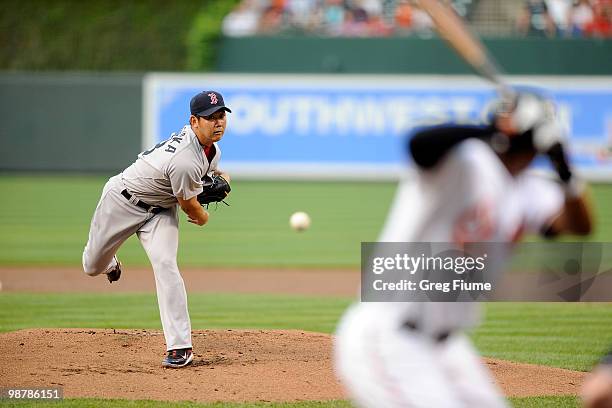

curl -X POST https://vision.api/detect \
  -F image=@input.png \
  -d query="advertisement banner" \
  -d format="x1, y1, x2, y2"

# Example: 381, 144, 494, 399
143, 74, 612, 180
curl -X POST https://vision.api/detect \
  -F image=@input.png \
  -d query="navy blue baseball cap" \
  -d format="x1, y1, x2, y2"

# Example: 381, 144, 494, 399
190, 90, 232, 117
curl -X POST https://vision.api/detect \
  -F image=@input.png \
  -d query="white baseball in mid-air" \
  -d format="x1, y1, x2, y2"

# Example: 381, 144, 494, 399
290, 211, 311, 232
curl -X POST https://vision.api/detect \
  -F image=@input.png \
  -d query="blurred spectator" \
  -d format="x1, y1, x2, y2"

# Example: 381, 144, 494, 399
258, 0, 289, 35
517, 0, 557, 37
322, 0, 346, 36
350, 0, 370, 21
546, 0, 573, 33
394, 0, 414, 34
286, 0, 320, 33
221, 0, 461, 37
568, 0, 595, 36
222, 0, 262, 37
367, 14, 393, 36
361, 0, 384, 18
339, 0, 393, 37
584, 0, 612, 36
221, 0, 607, 38
410, 1, 435, 33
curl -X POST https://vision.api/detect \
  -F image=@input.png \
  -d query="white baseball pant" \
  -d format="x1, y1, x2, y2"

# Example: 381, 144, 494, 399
334, 303, 508, 408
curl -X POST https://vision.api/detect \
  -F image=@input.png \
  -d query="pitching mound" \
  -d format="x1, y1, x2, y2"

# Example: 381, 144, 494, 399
0, 329, 585, 403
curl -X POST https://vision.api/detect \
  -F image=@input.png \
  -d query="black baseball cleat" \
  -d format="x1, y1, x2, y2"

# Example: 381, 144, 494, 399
162, 348, 194, 368
106, 256, 122, 283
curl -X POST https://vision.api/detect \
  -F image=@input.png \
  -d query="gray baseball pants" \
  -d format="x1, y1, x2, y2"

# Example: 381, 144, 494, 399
82, 175, 192, 351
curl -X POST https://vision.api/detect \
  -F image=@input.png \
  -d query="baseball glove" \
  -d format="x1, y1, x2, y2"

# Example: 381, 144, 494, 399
197, 175, 231, 207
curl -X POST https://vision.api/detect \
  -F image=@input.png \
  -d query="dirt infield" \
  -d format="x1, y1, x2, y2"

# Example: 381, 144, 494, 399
0, 266, 359, 296
0, 267, 588, 402
0, 329, 585, 403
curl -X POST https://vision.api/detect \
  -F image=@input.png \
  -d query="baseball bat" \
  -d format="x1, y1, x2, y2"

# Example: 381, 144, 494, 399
418, 0, 512, 96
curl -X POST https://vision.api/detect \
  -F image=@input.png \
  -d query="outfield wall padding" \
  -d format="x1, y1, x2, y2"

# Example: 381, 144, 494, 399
216, 37, 612, 75
0, 73, 143, 172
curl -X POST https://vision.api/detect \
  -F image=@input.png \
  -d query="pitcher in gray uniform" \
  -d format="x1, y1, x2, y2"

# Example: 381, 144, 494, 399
82, 90, 231, 368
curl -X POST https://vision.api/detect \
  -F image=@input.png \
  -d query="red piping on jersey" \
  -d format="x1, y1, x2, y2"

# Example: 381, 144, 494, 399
203, 145, 215, 162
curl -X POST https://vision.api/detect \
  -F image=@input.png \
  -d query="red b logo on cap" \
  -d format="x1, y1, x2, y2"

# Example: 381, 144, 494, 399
208, 93, 218, 104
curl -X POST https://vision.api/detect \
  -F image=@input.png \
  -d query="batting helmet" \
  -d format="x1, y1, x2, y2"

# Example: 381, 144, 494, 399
491, 90, 566, 154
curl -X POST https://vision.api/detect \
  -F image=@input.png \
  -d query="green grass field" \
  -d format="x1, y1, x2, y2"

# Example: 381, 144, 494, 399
0, 175, 396, 267
1, 175, 611, 408
2, 175, 611, 268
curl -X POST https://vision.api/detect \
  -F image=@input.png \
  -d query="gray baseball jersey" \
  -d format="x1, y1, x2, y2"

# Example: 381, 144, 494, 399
122, 125, 221, 207
82, 124, 221, 352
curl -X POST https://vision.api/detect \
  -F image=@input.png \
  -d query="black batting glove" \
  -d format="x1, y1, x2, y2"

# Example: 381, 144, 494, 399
547, 142, 587, 199
547, 142, 573, 183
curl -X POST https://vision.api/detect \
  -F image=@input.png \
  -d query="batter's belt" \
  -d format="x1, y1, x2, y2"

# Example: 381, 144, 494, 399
402, 320, 453, 343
